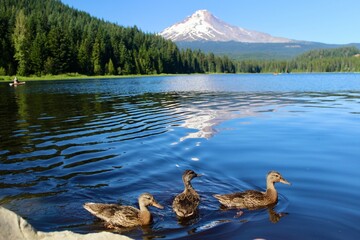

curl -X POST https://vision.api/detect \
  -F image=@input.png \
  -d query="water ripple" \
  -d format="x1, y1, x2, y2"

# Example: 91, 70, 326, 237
1, 75, 360, 239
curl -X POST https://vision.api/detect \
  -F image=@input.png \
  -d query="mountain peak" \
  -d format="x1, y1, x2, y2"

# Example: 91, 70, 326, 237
159, 10, 292, 43
192, 9, 212, 18
193, 9, 210, 15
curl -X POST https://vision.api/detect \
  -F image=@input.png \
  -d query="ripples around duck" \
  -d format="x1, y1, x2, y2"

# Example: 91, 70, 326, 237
1, 74, 360, 239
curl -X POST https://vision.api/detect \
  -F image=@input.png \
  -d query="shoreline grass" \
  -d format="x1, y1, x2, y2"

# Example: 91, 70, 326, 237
0, 73, 180, 82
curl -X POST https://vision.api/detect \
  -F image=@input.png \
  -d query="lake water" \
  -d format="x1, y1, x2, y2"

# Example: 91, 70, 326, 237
1, 73, 360, 239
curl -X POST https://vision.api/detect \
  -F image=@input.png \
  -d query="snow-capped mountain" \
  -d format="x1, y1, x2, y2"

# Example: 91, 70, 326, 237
159, 10, 292, 43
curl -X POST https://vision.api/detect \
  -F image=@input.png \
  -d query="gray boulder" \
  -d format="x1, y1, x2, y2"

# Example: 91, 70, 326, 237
0, 206, 131, 240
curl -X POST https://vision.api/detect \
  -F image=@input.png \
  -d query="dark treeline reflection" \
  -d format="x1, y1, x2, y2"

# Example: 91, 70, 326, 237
0, 87, 183, 158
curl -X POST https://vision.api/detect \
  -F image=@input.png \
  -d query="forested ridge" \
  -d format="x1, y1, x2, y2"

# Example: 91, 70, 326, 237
1, 0, 360, 77
177, 41, 360, 61
237, 46, 360, 73
0, 0, 236, 76
291, 46, 360, 72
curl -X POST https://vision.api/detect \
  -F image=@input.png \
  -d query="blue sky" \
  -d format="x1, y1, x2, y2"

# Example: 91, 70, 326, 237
60, 0, 360, 44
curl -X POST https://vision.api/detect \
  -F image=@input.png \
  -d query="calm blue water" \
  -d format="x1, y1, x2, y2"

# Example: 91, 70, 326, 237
1, 74, 360, 239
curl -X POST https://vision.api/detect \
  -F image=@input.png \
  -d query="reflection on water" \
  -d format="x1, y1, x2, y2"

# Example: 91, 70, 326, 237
177, 101, 256, 141
1, 74, 360, 239
219, 203, 288, 224
176, 93, 295, 142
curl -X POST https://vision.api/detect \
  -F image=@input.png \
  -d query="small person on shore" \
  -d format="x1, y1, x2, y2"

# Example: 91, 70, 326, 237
13, 76, 19, 84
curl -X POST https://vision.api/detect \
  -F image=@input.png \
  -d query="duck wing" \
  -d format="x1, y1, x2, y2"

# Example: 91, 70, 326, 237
214, 190, 265, 209
172, 192, 200, 218
84, 203, 140, 226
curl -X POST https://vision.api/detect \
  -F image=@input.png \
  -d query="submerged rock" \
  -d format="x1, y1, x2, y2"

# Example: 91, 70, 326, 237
0, 206, 131, 240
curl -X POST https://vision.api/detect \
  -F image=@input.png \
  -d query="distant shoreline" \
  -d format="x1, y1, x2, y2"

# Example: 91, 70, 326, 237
1, 72, 359, 82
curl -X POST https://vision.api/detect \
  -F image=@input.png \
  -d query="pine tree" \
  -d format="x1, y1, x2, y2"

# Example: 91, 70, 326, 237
107, 58, 116, 75
92, 37, 103, 75
30, 32, 47, 76
12, 9, 30, 76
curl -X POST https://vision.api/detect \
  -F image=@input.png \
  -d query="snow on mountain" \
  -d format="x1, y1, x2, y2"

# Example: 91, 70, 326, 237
159, 10, 292, 43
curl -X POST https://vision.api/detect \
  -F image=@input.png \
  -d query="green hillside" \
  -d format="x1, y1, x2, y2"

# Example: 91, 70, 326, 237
176, 41, 360, 60
289, 46, 360, 72
233, 46, 360, 73
295, 46, 360, 60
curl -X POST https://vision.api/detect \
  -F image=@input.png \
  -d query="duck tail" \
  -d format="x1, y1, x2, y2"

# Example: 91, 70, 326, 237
213, 194, 222, 200
83, 202, 100, 215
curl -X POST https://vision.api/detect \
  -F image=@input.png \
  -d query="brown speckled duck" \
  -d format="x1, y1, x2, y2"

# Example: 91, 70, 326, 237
172, 169, 202, 218
213, 171, 290, 209
83, 193, 163, 228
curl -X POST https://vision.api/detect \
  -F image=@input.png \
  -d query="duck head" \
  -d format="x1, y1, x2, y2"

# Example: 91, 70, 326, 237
182, 169, 202, 183
267, 171, 291, 185
138, 193, 164, 209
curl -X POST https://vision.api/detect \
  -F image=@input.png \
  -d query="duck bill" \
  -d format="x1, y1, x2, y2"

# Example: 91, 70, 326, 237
280, 178, 291, 185
152, 201, 164, 209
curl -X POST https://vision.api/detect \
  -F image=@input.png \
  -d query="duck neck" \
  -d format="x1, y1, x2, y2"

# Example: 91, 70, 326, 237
138, 203, 152, 225
265, 180, 278, 202
184, 180, 195, 193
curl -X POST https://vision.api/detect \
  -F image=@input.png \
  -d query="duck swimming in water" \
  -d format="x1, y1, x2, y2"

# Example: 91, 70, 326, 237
83, 193, 163, 228
213, 171, 290, 209
172, 169, 202, 218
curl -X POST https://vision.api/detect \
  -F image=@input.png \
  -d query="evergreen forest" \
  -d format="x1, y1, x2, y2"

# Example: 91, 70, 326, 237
236, 46, 360, 73
0, 0, 236, 76
1, 0, 360, 77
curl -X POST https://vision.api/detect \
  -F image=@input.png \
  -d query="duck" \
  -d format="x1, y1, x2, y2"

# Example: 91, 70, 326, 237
83, 193, 163, 228
213, 171, 290, 209
172, 169, 202, 218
